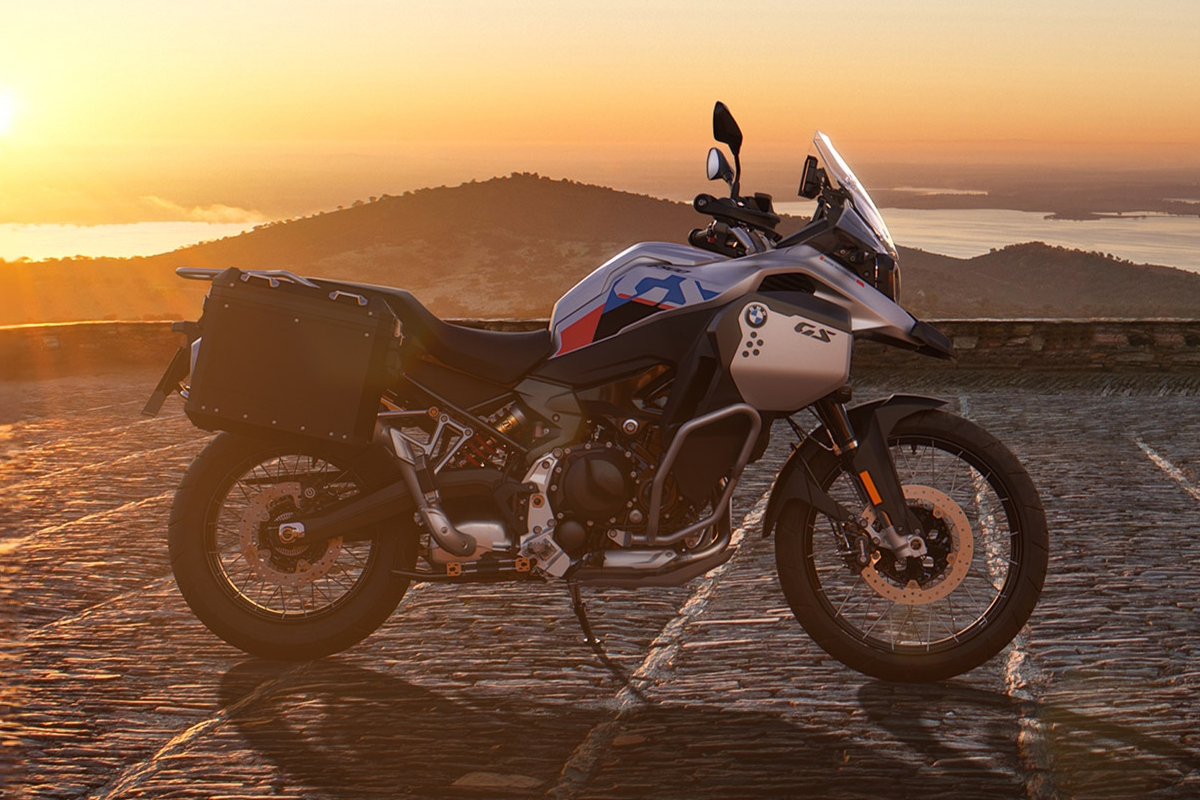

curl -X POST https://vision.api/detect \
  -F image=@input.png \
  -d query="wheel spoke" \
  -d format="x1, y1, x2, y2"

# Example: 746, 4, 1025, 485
833, 578, 864, 619
859, 597, 894, 639
209, 450, 378, 620
796, 425, 1027, 654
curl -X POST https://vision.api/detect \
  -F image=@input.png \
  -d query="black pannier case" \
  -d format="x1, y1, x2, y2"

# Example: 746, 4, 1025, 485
184, 268, 400, 447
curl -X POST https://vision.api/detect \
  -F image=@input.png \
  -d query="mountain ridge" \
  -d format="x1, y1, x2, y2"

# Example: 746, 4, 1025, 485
2, 174, 1198, 326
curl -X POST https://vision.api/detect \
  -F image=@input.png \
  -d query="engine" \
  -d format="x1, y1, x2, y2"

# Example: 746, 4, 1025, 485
557, 446, 634, 523
548, 421, 699, 557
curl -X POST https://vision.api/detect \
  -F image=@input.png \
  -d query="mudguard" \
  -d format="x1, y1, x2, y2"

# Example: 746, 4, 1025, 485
762, 394, 947, 536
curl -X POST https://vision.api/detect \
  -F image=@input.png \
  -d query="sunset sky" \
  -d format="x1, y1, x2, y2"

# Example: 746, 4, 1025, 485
1, 0, 1197, 224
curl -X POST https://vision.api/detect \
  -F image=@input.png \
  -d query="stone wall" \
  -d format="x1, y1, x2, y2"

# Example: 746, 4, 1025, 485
3, 318, 1200, 380
0, 321, 180, 381
854, 319, 1200, 372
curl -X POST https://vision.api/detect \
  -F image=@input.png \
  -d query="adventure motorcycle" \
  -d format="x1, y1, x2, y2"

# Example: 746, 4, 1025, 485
145, 102, 1048, 682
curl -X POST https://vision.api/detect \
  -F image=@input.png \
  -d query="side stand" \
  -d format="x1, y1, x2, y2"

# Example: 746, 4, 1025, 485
568, 583, 647, 701
569, 583, 600, 646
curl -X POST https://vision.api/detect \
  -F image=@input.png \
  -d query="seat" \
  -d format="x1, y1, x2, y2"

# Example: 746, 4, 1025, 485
331, 281, 553, 386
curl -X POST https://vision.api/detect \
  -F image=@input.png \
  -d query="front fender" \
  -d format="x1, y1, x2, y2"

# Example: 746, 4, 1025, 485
762, 394, 947, 536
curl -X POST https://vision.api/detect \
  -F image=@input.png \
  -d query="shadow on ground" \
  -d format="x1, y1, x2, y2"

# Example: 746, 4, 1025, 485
218, 661, 1026, 798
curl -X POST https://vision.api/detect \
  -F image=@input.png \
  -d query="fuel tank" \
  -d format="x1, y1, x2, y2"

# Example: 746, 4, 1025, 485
548, 239, 925, 363
549, 243, 732, 356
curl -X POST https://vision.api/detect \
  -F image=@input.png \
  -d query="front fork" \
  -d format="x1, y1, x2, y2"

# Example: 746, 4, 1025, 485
812, 396, 927, 562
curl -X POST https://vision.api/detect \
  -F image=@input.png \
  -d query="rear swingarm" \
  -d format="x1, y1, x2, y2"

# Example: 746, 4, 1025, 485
281, 468, 509, 545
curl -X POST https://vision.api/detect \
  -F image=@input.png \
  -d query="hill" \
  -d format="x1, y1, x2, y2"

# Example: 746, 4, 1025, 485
2, 174, 1199, 326
896, 242, 1200, 318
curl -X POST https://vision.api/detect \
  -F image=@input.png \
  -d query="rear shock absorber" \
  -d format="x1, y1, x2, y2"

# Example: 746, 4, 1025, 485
457, 405, 527, 468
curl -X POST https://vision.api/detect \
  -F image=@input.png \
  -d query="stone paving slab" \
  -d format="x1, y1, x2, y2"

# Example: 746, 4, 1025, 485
2, 369, 1200, 798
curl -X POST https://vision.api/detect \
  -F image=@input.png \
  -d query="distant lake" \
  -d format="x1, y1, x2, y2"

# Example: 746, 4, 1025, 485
775, 204, 1200, 273
0, 221, 257, 261
2, 210, 1199, 274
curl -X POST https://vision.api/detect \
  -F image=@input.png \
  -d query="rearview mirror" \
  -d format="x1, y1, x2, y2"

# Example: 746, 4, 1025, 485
706, 147, 734, 184
712, 102, 743, 156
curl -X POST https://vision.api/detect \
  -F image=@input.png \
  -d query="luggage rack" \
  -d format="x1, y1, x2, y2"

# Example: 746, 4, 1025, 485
176, 267, 319, 288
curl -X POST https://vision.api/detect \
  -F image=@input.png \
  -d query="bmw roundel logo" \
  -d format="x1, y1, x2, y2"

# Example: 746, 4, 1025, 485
745, 303, 768, 328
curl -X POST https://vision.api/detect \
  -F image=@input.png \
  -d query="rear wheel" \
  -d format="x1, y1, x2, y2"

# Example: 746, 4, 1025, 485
775, 410, 1048, 682
169, 433, 417, 660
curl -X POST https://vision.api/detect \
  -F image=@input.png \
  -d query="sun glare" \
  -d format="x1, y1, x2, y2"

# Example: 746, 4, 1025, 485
0, 91, 18, 136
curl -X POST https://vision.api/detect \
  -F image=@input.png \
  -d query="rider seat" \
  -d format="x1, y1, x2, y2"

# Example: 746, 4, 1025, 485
350, 284, 553, 386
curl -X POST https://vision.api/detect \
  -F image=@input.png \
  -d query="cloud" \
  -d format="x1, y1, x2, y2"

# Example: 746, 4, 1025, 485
139, 196, 268, 223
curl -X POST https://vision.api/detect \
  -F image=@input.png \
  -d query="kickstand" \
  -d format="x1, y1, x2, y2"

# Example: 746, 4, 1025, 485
569, 583, 600, 646
569, 583, 646, 700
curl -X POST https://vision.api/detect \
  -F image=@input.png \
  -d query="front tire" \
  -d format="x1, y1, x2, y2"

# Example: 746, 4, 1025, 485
169, 433, 417, 660
775, 410, 1048, 682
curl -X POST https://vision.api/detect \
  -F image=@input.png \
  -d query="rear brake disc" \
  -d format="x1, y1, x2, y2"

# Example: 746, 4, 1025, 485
238, 483, 343, 588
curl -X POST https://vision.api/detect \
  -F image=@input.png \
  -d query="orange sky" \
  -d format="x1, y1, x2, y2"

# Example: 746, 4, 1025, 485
1, 0, 1197, 223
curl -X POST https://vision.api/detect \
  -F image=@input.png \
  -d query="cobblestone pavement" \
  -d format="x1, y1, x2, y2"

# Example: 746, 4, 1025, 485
3, 368, 1199, 798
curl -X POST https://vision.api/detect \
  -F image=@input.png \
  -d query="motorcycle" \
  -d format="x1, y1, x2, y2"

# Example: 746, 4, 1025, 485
145, 102, 1047, 682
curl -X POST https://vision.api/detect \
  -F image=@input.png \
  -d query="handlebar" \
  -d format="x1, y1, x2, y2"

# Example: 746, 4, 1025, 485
693, 193, 781, 234
690, 193, 782, 257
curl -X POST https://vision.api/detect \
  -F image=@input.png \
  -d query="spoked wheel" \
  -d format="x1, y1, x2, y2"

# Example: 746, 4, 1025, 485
170, 433, 417, 660
775, 410, 1048, 682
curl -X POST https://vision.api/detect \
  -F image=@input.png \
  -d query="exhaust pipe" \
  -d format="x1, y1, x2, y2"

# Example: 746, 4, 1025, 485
388, 429, 477, 557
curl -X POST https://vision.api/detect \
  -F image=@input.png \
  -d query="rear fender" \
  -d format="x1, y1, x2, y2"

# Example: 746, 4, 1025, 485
762, 394, 947, 536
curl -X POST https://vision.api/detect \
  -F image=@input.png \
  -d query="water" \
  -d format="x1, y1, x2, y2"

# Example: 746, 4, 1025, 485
0, 221, 257, 261
774, 204, 1200, 273
2, 210, 1198, 273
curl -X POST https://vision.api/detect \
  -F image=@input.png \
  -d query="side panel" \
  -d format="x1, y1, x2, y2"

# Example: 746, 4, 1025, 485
551, 240, 928, 361
715, 293, 852, 412
534, 303, 719, 390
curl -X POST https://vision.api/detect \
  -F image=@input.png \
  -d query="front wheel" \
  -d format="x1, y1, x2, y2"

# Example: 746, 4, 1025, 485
169, 433, 418, 660
775, 410, 1048, 682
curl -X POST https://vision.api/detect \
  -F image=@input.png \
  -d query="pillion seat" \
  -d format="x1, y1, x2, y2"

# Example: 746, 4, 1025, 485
333, 281, 553, 386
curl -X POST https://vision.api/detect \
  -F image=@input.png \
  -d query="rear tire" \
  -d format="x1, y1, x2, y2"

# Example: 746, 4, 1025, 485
169, 433, 417, 660
775, 410, 1048, 682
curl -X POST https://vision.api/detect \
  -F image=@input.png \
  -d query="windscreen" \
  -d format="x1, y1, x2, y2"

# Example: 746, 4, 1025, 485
813, 131, 898, 260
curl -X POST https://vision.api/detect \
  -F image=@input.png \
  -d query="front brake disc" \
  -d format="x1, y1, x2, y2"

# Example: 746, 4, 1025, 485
859, 484, 974, 606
